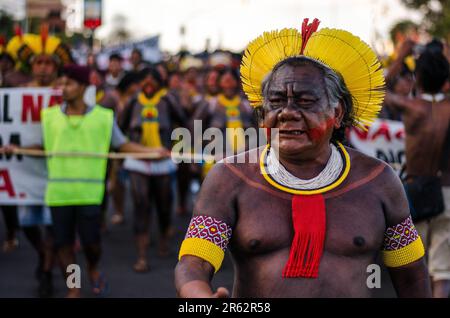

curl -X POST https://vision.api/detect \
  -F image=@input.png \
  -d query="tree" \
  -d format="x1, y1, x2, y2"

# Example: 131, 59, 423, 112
401, 0, 450, 41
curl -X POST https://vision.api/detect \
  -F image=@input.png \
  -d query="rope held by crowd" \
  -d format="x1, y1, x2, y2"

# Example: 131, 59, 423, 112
7, 148, 215, 162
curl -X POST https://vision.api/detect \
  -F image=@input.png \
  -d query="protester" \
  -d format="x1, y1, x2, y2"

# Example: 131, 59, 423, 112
120, 67, 185, 272
385, 41, 450, 298
130, 48, 149, 72
175, 18, 431, 298
105, 53, 125, 90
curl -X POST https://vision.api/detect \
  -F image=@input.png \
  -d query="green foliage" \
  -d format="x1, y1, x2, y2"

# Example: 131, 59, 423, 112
401, 0, 450, 40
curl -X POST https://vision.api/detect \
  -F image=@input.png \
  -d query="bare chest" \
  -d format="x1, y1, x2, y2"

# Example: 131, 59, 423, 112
230, 186, 386, 258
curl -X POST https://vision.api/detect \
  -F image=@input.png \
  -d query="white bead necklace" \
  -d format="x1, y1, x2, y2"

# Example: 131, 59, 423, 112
420, 93, 445, 103
265, 143, 344, 190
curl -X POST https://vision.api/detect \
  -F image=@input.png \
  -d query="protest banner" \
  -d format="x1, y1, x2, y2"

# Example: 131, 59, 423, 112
0, 88, 62, 205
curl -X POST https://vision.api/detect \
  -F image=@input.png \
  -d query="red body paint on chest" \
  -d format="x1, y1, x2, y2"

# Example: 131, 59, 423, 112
307, 117, 335, 141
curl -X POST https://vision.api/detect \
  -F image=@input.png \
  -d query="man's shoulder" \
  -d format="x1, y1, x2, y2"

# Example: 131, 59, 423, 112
207, 147, 262, 185
345, 146, 395, 183
220, 147, 262, 169
345, 146, 402, 196
346, 146, 388, 168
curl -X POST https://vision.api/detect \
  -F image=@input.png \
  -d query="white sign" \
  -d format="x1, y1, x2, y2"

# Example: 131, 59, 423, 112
347, 119, 406, 173
0, 88, 62, 205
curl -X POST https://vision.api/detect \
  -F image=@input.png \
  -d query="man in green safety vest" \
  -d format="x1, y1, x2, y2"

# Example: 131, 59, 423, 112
3, 64, 169, 298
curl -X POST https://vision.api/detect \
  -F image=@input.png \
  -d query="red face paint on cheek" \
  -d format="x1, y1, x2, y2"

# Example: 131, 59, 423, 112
307, 117, 335, 142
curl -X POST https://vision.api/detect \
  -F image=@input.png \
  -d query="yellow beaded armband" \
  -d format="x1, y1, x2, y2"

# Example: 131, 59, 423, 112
178, 215, 232, 273
381, 216, 425, 267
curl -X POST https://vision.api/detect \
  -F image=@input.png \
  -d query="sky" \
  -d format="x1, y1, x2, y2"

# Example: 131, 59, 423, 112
2, 0, 423, 54
89, 0, 423, 53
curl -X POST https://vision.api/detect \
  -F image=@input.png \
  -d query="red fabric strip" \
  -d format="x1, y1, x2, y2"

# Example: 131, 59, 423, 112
283, 194, 326, 278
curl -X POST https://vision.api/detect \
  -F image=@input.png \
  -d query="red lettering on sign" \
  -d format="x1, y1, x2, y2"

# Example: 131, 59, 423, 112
22, 95, 43, 122
48, 95, 62, 107
371, 123, 391, 142
395, 129, 405, 140
351, 127, 369, 140
0, 169, 16, 197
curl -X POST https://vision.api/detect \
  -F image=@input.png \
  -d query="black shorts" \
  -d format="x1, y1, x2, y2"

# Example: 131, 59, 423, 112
50, 205, 101, 248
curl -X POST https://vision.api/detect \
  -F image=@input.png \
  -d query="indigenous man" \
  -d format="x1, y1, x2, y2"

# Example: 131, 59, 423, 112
175, 18, 431, 298
4, 27, 74, 297
0, 35, 30, 87
385, 42, 450, 298
209, 68, 254, 156
203, 68, 221, 102
120, 67, 185, 272
192, 68, 254, 181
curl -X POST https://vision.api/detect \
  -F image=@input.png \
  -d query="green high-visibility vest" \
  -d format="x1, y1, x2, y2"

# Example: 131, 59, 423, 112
42, 105, 113, 206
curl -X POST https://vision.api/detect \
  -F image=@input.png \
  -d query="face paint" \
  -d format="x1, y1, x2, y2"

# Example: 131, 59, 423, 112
307, 117, 335, 142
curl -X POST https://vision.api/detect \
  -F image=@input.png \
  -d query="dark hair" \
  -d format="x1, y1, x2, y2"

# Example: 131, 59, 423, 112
260, 56, 354, 143
389, 20, 418, 43
139, 67, 164, 87
218, 67, 240, 84
155, 62, 169, 86
415, 42, 449, 94
109, 53, 123, 61
0, 52, 15, 65
425, 38, 443, 54
117, 71, 141, 93
131, 48, 142, 58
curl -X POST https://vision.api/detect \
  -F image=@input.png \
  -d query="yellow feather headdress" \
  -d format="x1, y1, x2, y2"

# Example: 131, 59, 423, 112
6, 25, 73, 68
240, 18, 385, 129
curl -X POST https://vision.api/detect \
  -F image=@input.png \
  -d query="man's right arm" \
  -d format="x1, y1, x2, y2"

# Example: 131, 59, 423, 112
384, 91, 421, 114
175, 162, 239, 298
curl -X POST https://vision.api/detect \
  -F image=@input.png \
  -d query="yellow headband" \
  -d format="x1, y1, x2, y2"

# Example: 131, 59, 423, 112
240, 18, 385, 129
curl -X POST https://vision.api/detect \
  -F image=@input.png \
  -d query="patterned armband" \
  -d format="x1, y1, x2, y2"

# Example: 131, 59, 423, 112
381, 216, 425, 267
178, 215, 232, 273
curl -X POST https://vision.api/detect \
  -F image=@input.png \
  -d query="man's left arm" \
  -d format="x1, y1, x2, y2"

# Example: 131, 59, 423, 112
380, 165, 432, 298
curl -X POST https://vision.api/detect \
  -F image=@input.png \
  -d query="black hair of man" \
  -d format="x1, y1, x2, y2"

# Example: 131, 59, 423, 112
131, 48, 142, 58
138, 67, 164, 87
218, 67, 240, 85
117, 71, 141, 93
109, 53, 123, 62
389, 20, 418, 44
415, 42, 449, 94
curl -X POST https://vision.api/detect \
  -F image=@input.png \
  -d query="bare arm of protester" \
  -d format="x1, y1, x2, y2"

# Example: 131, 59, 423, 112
384, 91, 418, 114
385, 39, 415, 83
175, 162, 239, 298
118, 141, 170, 158
0, 143, 43, 154
380, 165, 432, 298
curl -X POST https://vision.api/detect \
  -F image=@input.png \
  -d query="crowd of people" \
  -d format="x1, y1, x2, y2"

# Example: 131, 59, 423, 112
0, 18, 449, 298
